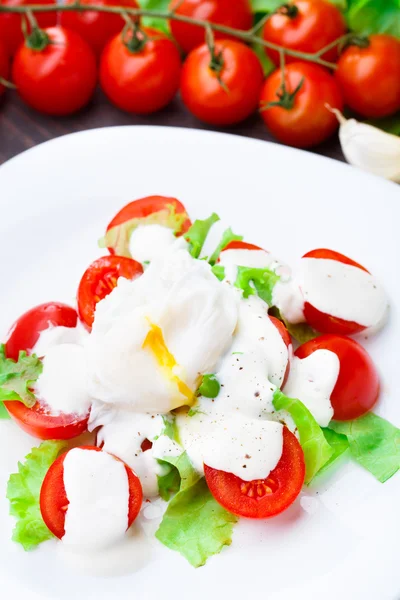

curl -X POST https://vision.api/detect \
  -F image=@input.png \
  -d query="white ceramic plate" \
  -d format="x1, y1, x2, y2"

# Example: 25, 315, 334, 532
0, 126, 399, 600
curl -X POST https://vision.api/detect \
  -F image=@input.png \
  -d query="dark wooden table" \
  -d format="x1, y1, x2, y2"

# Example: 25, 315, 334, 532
0, 86, 345, 165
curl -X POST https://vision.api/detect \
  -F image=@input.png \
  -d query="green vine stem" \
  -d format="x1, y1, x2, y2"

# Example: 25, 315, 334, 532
0, 3, 342, 70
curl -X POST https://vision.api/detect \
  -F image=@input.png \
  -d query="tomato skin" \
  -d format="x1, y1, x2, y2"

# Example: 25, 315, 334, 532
204, 427, 305, 519
60, 0, 139, 57
4, 302, 88, 441
77, 255, 143, 329
181, 40, 264, 126
12, 27, 97, 116
260, 62, 343, 149
269, 316, 291, 387
5, 302, 78, 361
0, 42, 10, 97
106, 196, 192, 253
40, 446, 143, 539
0, 0, 57, 58
263, 0, 346, 66
100, 28, 182, 114
169, 0, 253, 54
335, 35, 400, 119
222, 240, 262, 252
302, 248, 370, 335
296, 334, 379, 420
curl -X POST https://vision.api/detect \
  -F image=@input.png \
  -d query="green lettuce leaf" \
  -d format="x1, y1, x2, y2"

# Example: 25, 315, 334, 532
273, 390, 333, 483
0, 344, 42, 408
366, 113, 400, 136
157, 466, 181, 501
7, 440, 68, 550
138, 0, 170, 33
156, 477, 237, 567
318, 428, 350, 475
235, 266, 279, 305
329, 413, 400, 483
347, 0, 400, 38
208, 228, 243, 266
184, 213, 220, 259
197, 374, 220, 399
0, 401, 10, 419
251, 0, 347, 12
211, 265, 225, 281
100, 204, 188, 258
268, 307, 319, 344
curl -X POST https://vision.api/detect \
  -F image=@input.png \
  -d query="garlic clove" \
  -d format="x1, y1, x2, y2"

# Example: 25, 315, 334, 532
328, 107, 400, 183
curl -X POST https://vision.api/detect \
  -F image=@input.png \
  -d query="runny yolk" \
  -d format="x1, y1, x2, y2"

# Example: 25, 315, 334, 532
143, 322, 194, 406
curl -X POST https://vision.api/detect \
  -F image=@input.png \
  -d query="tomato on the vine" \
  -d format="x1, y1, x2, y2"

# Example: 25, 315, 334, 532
60, 0, 139, 57
77, 255, 143, 329
0, 42, 10, 97
100, 27, 182, 114
40, 446, 143, 539
0, 0, 57, 58
260, 62, 343, 148
263, 0, 346, 66
12, 27, 97, 116
181, 39, 264, 126
205, 427, 305, 519
169, 0, 253, 54
335, 35, 400, 119
295, 334, 380, 421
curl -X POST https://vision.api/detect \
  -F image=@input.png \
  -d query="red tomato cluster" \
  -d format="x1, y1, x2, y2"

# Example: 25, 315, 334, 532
1, 0, 399, 148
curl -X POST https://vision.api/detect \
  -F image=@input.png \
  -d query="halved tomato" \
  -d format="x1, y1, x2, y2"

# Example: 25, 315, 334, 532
77, 255, 143, 329
40, 446, 143, 538
204, 427, 305, 518
302, 248, 370, 336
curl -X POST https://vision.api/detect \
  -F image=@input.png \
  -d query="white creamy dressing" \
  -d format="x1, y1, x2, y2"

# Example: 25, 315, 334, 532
283, 350, 340, 427
34, 344, 92, 417
128, 223, 177, 264
85, 241, 238, 413
89, 407, 165, 497
32, 321, 88, 356
62, 448, 129, 550
219, 247, 305, 324
300, 257, 388, 329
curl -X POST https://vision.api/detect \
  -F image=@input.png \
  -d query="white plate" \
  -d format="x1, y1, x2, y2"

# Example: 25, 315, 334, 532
0, 126, 399, 600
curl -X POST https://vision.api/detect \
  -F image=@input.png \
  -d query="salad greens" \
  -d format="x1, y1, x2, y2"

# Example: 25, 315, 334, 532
329, 413, 400, 483
319, 428, 350, 475
157, 451, 199, 501
273, 391, 333, 483
0, 344, 42, 409
185, 213, 220, 259
156, 477, 237, 567
198, 374, 220, 399
208, 228, 243, 266
100, 204, 187, 257
7, 441, 67, 550
235, 266, 280, 306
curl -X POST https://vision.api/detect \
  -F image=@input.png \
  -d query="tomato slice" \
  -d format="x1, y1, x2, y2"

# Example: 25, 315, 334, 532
5, 302, 77, 361
106, 195, 192, 255
4, 302, 88, 440
269, 315, 291, 387
222, 240, 263, 252
40, 446, 143, 539
302, 248, 370, 335
77, 255, 143, 329
295, 334, 379, 421
204, 427, 305, 519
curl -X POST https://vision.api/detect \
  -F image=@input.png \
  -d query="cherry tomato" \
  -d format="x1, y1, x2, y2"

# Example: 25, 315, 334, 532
205, 427, 305, 518
60, 0, 139, 57
12, 27, 97, 116
302, 248, 370, 336
263, 0, 346, 66
222, 240, 263, 252
4, 302, 89, 440
0, 0, 57, 58
0, 41, 10, 97
295, 334, 379, 420
169, 0, 253, 54
100, 28, 182, 114
40, 446, 143, 539
106, 196, 192, 255
260, 62, 343, 148
5, 302, 78, 361
181, 40, 264, 126
77, 255, 143, 329
335, 35, 400, 119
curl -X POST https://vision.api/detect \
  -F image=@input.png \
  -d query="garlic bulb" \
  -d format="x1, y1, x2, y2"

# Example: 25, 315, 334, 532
329, 107, 400, 183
